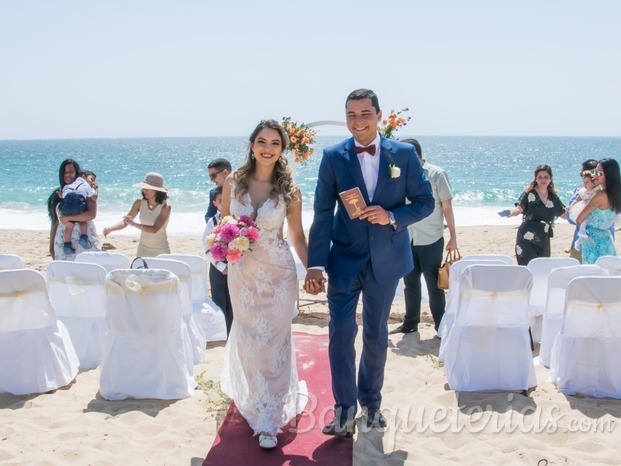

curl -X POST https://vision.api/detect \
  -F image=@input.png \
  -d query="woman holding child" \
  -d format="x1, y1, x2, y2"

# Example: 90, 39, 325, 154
576, 158, 621, 263
47, 159, 101, 260
218, 119, 309, 449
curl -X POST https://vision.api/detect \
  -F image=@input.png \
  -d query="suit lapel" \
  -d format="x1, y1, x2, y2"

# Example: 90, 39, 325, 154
373, 137, 396, 202
341, 138, 371, 203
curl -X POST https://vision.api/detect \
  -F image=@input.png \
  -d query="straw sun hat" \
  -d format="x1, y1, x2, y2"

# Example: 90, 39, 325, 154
132, 172, 168, 192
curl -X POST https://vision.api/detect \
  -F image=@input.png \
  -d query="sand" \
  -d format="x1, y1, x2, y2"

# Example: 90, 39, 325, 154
1, 223, 621, 465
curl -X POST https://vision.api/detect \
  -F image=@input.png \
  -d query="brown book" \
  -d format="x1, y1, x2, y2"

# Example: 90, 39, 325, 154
339, 187, 367, 219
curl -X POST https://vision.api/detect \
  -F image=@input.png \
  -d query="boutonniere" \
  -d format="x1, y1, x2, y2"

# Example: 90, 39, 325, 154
389, 164, 401, 179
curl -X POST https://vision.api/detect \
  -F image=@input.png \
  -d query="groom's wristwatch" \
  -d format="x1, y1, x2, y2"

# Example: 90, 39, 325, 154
388, 211, 397, 230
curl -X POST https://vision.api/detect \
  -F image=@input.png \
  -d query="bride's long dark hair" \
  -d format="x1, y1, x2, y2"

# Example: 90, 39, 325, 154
233, 119, 300, 208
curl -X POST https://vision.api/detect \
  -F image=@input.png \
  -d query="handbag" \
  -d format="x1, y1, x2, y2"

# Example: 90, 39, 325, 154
130, 257, 149, 269
437, 249, 461, 290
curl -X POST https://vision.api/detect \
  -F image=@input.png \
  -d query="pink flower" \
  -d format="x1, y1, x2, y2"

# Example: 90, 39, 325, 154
219, 223, 240, 243
213, 224, 222, 234
246, 226, 259, 242
226, 248, 243, 263
210, 242, 229, 262
238, 215, 255, 227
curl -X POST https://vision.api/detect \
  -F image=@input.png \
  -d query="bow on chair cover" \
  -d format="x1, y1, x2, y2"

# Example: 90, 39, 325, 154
47, 261, 109, 369
437, 259, 506, 362
131, 257, 206, 365
550, 275, 621, 398
443, 264, 536, 392
100, 269, 196, 400
538, 265, 605, 367
158, 253, 227, 342
0, 269, 79, 395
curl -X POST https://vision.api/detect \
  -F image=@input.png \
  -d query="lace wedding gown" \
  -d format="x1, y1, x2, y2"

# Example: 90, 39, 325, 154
220, 188, 307, 436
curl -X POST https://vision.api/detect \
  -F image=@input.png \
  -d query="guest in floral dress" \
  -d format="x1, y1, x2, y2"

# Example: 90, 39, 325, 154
500, 164, 565, 265
576, 158, 621, 264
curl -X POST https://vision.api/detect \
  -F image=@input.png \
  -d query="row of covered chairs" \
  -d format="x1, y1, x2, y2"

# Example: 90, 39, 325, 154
0, 252, 227, 399
440, 255, 621, 399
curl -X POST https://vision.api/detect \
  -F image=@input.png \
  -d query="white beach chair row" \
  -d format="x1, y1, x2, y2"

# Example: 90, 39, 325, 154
439, 255, 621, 399
0, 252, 227, 399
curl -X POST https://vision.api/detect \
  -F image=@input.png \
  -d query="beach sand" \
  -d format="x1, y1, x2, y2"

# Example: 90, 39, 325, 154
2, 223, 621, 465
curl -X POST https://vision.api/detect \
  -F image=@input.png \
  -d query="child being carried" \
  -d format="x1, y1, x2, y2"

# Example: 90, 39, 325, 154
59, 172, 98, 254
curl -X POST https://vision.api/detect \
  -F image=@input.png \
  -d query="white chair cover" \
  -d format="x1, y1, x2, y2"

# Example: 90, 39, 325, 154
100, 269, 196, 400
443, 265, 536, 392
460, 254, 514, 265
595, 255, 621, 275
550, 276, 621, 398
527, 257, 579, 318
437, 259, 505, 362
133, 257, 206, 364
0, 269, 79, 395
538, 265, 605, 367
0, 254, 26, 270
526, 257, 580, 343
158, 253, 227, 342
75, 251, 131, 272
46, 261, 108, 369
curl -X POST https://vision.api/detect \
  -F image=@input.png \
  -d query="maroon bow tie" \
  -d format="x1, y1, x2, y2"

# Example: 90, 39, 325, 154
354, 145, 376, 156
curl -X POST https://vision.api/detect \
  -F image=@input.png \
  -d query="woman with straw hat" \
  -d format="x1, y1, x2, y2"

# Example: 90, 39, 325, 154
103, 172, 171, 257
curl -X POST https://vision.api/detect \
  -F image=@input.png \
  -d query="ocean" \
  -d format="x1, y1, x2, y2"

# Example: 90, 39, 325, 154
1, 136, 620, 236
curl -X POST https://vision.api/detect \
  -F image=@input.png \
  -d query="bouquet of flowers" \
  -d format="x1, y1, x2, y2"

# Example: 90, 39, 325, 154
380, 107, 411, 139
282, 117, 317, 164
205, 215, 259, 263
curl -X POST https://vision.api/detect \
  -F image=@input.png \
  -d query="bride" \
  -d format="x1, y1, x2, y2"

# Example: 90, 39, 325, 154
219, 119, 309, 449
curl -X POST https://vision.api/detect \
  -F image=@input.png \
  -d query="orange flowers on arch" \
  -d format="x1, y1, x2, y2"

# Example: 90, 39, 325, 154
282, 117, 317, 164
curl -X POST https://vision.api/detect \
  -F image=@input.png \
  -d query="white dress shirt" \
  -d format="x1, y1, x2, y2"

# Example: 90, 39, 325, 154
354, 134, 381, 201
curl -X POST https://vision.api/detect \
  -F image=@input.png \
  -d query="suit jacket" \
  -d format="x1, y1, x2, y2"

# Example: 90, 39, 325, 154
204, 187, 217, 224
308, 136, 434, 284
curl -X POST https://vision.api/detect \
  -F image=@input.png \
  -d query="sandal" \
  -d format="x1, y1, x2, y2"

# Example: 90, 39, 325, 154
258, 432, 277, 449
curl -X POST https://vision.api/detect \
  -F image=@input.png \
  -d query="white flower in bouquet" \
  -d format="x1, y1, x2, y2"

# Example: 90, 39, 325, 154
221, 215, 237, 225
230, 236, 250, 252
205, 233, 216, 249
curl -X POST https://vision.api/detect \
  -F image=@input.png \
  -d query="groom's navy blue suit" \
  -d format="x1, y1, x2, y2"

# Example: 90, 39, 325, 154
308, 136, 434, 418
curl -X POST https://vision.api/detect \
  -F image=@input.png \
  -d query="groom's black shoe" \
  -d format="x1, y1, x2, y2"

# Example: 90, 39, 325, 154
362, 408, 388, 429
322, 417, 355, 438
389, 323, 418, 335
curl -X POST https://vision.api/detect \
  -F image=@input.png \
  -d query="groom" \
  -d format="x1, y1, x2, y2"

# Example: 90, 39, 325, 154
304, 89, 434, 437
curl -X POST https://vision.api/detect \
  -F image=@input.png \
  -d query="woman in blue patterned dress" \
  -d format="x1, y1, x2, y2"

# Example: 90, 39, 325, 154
576, 158, 621, 264
501, 164, 566, 265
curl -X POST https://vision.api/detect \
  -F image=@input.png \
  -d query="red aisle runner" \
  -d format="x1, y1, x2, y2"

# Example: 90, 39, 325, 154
203, 332, 352, 465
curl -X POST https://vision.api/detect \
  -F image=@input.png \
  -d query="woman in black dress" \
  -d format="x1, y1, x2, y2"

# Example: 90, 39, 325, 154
500, 164, 566, 265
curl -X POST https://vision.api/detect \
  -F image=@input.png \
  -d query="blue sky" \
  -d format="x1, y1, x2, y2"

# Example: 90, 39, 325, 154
1, 0, 620, 139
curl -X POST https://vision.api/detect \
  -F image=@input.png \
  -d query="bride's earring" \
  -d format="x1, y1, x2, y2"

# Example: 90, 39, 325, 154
251, 152, 255, 160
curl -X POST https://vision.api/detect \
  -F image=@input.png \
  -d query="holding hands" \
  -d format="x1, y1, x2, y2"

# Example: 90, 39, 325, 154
304, 269, 326, 295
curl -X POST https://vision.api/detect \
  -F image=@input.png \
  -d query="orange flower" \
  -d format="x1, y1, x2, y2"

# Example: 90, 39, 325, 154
282, 117, 317, 164
380, 107, 411, 139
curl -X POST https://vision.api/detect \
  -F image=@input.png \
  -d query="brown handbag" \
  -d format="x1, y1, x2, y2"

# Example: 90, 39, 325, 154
437, 249, 461, 290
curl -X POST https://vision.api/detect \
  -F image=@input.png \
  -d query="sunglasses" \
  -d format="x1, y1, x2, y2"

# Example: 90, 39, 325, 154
592, 169, 603, 177
581, 171, 593, 178
209, 169, 225, 180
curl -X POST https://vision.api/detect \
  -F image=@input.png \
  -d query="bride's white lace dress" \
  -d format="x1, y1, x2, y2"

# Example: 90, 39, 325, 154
220, 187, 306, 436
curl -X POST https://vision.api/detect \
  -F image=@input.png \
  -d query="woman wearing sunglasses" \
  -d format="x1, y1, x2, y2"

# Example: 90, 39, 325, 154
576, 158, 621, 264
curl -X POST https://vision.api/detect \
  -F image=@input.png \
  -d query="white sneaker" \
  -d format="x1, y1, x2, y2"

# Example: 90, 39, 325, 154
259, 432, 277, 449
